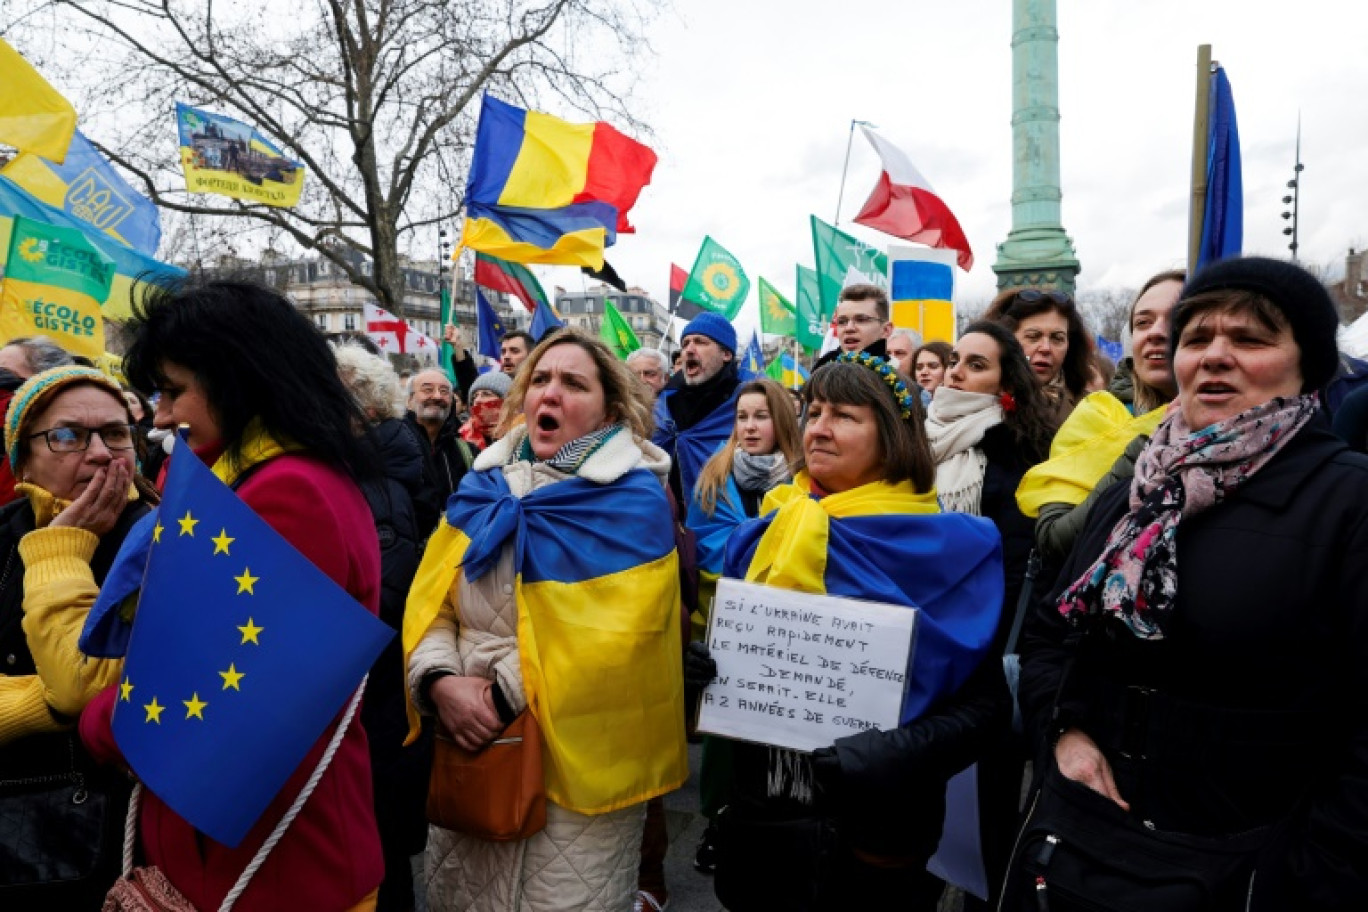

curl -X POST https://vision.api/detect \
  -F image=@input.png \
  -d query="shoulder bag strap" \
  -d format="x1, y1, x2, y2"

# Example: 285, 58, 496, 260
1003, 549, 1042, 657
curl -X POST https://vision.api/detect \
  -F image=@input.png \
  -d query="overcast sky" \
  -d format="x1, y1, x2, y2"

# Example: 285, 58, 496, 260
529, 0, 1368, 335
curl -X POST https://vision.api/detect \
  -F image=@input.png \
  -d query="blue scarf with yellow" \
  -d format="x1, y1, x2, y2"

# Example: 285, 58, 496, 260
724, 472, 1003, 725
403, 461, 688, 815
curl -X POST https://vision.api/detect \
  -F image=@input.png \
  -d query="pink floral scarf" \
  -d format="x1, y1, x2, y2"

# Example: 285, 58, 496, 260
1058, 394, 1319, 639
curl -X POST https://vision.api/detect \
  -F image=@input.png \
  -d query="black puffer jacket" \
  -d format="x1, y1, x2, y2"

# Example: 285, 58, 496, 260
404, 410, 474, 538
358, 418, 431, 858
1020, 418, 1368, 910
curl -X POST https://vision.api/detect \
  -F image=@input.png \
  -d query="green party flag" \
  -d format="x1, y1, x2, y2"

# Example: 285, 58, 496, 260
600, 298, 640, 359
758, 277, 797, 337
0, 214, 111, 359
682, 236, 750, 320
810, 215, 888, 319
794, 264, 826, 353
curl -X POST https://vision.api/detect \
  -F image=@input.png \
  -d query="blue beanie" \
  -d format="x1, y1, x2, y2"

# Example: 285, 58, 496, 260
680, 312, 737, 354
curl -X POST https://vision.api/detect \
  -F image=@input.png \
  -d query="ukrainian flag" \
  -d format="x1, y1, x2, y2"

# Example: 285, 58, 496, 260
0, 174, 183, 320
403, 459, 687, 814
765, 352, 809, 387
3, 130, 162, 255
462, 95, 657, 269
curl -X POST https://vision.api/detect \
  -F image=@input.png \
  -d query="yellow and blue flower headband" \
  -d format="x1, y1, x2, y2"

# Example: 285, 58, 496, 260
835, 351, 916, 420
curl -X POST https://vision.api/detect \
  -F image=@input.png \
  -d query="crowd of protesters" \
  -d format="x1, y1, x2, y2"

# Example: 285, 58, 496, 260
1, 255, 1367, 911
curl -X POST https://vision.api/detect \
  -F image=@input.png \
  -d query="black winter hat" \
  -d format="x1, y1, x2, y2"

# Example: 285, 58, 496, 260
1173, 256, 1341, 393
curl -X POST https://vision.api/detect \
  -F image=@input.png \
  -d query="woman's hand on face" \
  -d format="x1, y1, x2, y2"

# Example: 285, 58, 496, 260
1055, 728, 1130, 811
50, 461, 131, 537
430, 675, 504, 751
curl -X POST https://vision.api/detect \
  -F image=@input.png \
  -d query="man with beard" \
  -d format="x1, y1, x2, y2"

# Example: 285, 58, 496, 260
404, 368, 475, 537
653, 312, 740, 507
500, 330, 536, 376
814, 283, 893, 369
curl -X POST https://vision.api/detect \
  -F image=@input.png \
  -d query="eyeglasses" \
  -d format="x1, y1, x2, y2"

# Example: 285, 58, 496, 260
27, 424, 136, 454
1014, 289, 1073, 306
834, 314, 881, 328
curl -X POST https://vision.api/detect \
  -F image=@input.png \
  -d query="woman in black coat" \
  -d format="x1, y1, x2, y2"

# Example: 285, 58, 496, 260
1007, 257, 1368, 911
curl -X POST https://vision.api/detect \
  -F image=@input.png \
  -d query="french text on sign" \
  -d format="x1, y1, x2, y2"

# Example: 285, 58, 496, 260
696, 578, 917, 752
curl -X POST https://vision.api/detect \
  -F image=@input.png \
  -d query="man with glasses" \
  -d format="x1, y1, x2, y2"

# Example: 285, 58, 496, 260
815, 284, 893, 370
403, 368, 475, 537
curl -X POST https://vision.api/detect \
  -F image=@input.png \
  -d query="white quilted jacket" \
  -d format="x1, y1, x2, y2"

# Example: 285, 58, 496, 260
408, 425, 671, 912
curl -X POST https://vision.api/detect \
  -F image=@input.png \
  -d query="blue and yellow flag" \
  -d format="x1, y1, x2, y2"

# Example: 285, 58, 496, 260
764, 352, 809, 387
0, 215, 111, 359
110, 443, 392, 847
3, 130, 162, 256
0, 174, 183, 320
403, 451, 687, 814
739, 332, 764, 379
724, 473, 1002, 725
0, 38, 76, 163
176, 103, 304, 208
652, 386, 738, 501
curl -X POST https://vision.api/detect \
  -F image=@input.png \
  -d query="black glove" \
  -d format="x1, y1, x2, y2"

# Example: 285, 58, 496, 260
683, 641, 718, 695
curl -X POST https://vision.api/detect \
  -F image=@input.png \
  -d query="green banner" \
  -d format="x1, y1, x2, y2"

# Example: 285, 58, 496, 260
682, 236, 750, 320
810, 215, 887, 319
794, 264, 826, 353
0, 215, 112, 359
758, 277, 797, 337
600, 299, 641, 359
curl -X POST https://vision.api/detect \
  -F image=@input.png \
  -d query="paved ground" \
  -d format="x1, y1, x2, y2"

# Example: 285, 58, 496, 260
655, 742, 723, 911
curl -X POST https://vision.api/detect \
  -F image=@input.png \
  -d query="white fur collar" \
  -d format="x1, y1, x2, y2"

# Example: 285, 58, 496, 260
474, 423, 671, 485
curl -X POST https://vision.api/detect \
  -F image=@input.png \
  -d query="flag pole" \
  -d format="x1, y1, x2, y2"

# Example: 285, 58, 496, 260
1187, 45, 1214, 275
833, 119, 875, 227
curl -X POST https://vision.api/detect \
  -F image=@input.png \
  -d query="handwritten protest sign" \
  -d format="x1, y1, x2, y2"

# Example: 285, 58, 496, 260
696, 578, 917, 752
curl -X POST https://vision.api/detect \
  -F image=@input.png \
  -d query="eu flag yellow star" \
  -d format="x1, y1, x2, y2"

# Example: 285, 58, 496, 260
219, 664, 244, 691
234, 568, 259, 595
184, 693, 208, 720
152, 522, 163, 543
120, 678, 133, 702
178, 510, 198, 537
238, 618, 263, 645
212, 529, 235, 556
144, 697, 164, 723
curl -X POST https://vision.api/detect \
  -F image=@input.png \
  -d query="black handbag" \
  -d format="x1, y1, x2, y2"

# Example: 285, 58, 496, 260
712, 800, 841, 912
1002, 760, 1274, 912
0, 733, 129, 903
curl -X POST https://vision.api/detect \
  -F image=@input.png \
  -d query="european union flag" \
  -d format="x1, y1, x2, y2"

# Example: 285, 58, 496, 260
477, 289, 506, 360
529, 298, 564, 341
110, 445, 392, 847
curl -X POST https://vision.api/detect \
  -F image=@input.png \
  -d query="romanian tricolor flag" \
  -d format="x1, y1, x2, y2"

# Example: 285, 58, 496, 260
0, 215, 111, 360
461, 95, 657, 269
474, 252, 549, 313
402, 433, 687, 814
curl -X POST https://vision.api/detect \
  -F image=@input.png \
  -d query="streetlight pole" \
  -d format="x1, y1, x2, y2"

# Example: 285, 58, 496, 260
1282, 118, 1304, 261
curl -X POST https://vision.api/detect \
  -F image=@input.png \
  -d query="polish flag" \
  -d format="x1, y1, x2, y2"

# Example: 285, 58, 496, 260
853, 126, 974, 271
364, 303, 436, 355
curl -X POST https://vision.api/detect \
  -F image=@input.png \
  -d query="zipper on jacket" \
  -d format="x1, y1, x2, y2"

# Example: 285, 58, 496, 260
1035, 876, 1050, 912
996, 787, 1042, 912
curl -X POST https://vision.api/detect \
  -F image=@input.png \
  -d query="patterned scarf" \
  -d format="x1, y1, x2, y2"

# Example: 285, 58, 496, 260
515, 423, 622, 474
731, 448, 790, 493
1059, 394, 1319, 639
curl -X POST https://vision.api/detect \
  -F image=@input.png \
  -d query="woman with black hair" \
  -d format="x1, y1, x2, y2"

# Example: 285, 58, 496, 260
80, 279, 385, 912
984, 288, 1092, 427
923, 321, 1052, 908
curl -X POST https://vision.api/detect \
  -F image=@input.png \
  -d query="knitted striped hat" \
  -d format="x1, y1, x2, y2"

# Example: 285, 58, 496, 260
6, 365, 128, 468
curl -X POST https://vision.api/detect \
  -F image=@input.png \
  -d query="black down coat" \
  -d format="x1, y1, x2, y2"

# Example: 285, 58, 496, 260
1019, 417, 1368, 911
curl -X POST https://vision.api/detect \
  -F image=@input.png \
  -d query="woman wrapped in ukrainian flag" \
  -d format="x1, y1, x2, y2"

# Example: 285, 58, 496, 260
705, 353, 1011, 912
404, 330, 687, 912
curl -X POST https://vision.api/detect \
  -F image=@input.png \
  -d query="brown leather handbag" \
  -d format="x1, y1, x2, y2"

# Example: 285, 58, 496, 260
426, 710, 547, 841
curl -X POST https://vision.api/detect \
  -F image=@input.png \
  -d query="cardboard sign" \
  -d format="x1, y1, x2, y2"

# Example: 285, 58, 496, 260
696, 578, 917, 752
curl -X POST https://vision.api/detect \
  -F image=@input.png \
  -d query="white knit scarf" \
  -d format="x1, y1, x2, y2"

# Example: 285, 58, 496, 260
925, 386, 1005, 516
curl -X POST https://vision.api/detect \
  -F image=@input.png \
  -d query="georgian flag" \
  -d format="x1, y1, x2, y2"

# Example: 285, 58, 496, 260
364, 302, 436, 356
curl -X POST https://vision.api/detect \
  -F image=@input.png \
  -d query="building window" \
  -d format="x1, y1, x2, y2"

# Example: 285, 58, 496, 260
314, 313, 328, 331
584, 299, 595, 314
344, 313, 357, 331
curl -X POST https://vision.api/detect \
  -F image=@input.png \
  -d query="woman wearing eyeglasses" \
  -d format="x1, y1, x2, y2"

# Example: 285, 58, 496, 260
0, 365, 157, 906
984, 289, 1092, 428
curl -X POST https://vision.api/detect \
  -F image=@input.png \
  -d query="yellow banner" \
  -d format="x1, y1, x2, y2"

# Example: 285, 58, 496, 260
0, 39, 76, 163
0, 276, 105, 360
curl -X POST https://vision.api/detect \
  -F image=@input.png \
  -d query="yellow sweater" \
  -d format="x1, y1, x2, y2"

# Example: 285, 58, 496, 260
0, 490, 124, 744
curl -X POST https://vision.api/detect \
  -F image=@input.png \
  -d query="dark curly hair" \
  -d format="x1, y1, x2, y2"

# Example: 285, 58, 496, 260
956, 320, 1055, 462
123, 278, 377, 481
984, 288, 1092, 403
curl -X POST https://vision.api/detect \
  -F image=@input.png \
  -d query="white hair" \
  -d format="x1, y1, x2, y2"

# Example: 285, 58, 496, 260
626, 348, 670, 374
889, 328, 923, 348
333, 342, 404, 420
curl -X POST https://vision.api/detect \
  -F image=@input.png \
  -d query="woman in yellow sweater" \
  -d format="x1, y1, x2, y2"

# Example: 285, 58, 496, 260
0, 366, 155, 906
